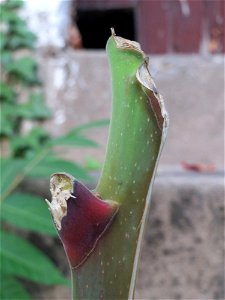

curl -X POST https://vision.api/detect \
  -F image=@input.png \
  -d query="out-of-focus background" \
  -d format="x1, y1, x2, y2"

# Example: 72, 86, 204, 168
0, 0, 224, 299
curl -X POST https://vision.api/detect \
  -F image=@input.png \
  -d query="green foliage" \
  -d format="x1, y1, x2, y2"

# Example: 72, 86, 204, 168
85, 156, 102, 171
29, 156, 91, 180
5, 57, 39, 84
50, 119, 110, 147
0, 1, 107, 299
0, 158, 32, 197
73, 118, 110, 131
16, 93, 52, 120
10, 127, 49, 157
51, 132, 99, 147
0, 275, 31, 300
1, 231, 69, 285
0, 82, 16, 103
0, 193, 56, 236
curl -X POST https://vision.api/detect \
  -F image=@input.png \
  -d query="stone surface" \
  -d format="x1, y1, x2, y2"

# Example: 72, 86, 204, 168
38, 51, 224, 168
135, 169, 224, 300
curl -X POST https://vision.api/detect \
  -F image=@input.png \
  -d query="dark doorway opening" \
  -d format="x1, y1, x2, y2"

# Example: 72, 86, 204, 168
76, 8, 135, 49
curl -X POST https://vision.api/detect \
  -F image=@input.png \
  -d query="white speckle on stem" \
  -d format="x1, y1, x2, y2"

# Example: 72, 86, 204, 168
125, 233, 130, 239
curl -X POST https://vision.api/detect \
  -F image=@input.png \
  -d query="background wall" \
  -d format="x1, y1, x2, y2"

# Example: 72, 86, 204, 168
23, 0, 225, 54
16, 1, 225, 299
76, 0, 224, 54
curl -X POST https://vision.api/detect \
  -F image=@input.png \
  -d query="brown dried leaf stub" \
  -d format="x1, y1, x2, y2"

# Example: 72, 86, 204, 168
46, 173, 74, 230
136, 59, 168, 131
111, 27, 144, 56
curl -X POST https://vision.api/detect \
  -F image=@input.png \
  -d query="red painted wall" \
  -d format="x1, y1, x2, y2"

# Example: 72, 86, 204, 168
77, 0, 224, 54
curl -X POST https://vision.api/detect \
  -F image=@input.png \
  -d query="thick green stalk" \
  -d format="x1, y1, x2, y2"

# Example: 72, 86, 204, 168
47, 30, 168, 300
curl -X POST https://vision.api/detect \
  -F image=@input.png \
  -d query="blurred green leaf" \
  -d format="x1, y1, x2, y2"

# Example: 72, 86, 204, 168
1, 193, 57, 236
10, 22, 35, 37
74, 119, 110, 132
17, 93, 51, 120
50, 119, 109, 147
0, 158, 27, 197
0, 103, 17, 137
0, 8, 20, 23
1, 51, 13, 68
7, 20, 37, 49
0, 230, 69, 285
85, 156, 102, 171
51, 133, 98, 148
0, 33, 7, 50
0, 82, 16, 103
11, 127, 49, 157
1, 0, 23, 11
1, 150, 49, 201
30, 157, 91, 181
8, 33, 36, 50
1, 94, 50, 138
52, 119, 109, 147
0, 275, 31, 300
5, 57, 39, 84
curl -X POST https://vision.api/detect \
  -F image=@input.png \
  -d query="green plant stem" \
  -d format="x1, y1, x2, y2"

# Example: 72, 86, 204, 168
70, 33, 168, 299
